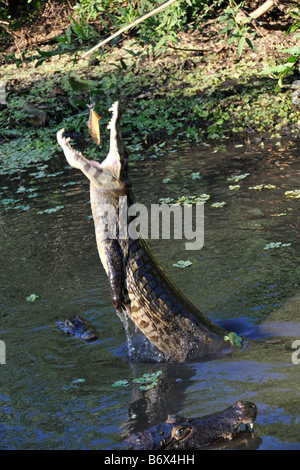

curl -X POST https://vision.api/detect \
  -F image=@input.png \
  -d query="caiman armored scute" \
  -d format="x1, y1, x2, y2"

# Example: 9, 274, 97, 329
125, 401, 257, 450
57, 101, 232, 362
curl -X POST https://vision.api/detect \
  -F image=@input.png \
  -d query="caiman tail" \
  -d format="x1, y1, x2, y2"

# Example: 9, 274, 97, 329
57, 102, 232, 362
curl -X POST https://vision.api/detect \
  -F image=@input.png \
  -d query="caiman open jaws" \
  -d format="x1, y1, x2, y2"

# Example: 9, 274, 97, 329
57, 101, 232, 362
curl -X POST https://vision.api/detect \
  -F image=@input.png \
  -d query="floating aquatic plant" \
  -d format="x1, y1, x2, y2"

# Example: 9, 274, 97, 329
62, 181, 81, 187
229, 185, 240, 190
191, 172, 201, 180
26, 294, 39, 302
38, 205, 64, 214
175, 194, 210, 205
112, 371, 163, 390
248, 184, 276, 190
16, 186, 26, 193
224, 332, 242, 347
112, 379, 130, 388
11, 204, 30, 211
285, 190, 300, 199
72, 378, 86, 384
1, 198, 19, 205
132, 371, 163, 391
263, 242, 291, 250
159, 197, 174, 204
159, 194, 210, 206
211, 201, 226, 208
1, 197, 31, 211
227, 173, 249, 182
172, 260, 192, 268
0, 134, 56, 176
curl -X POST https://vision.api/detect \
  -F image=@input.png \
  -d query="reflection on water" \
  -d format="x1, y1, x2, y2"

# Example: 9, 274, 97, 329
0, 140, 300, 449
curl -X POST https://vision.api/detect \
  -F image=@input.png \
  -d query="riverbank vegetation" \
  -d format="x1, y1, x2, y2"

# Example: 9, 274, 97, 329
0, 1, 300, 175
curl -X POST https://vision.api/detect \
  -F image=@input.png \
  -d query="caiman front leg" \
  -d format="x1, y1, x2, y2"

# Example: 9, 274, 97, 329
104, 239, 126, 312
57, 129, 122, 190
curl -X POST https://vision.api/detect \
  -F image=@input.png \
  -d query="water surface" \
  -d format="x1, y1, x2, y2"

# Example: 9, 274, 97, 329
0, 140, 300, 449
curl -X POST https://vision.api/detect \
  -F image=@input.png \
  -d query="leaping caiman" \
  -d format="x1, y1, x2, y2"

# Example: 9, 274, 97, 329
57, 101, 236, 362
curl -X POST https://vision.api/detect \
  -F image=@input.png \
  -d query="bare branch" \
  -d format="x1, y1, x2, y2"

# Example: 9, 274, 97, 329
82, 0, 179, 57
236, 0, 276, 23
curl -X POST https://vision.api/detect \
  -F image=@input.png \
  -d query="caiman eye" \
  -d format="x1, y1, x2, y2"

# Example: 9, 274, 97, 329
173, 426, 190, 440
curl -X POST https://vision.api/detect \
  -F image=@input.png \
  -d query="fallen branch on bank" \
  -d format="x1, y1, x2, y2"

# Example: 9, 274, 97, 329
235, 0, 276, 23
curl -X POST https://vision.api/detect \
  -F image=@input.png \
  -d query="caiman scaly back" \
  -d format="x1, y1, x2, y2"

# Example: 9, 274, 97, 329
57, 102, 231, 361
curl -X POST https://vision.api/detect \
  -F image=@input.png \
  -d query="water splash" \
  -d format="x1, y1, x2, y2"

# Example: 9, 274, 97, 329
116, 310, 165, 363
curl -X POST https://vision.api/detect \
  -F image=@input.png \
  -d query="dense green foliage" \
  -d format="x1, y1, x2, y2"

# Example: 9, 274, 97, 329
262, 5, 300, 86
1, 1, 299, 84
0, 1, 300, 177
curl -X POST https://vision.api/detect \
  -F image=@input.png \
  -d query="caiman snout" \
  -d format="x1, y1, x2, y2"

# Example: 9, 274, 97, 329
234, 400, 257, 426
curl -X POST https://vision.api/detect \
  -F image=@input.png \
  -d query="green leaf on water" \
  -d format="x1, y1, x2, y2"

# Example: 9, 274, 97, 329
133, 371, 163, 385
2, 198, 19, 205
63, 181, 80, 187
14, 204, 30, 211
211, 201, 226, 208
112, 380, 129, 387
16, 186, 26, 193
263, 241, 291, 250
172, 260, 192, 268
227, 173, 249, 182
26, 294, 39, 302
38, 205, 64, 214
285, 190, 300, 199
224, 332, 242, 348
249, 184, 276, 190
139, 383, 158, 391
72, 378, 85, 384
159, 197, 174, 204
166, 194, 210, 206
112, 371, 163, 390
